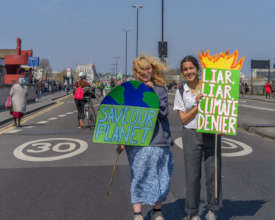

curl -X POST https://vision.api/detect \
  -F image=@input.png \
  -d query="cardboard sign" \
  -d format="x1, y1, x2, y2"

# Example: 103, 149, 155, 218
197, 50, 244, 135
93, 80, 160, 146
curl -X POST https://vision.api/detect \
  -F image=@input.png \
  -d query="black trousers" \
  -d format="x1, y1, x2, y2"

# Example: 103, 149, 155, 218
182, 127, 222, 216
74, 99, 85, 120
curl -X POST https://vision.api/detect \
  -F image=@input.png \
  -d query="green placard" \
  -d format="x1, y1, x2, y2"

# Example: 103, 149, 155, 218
93, 104, 159, 146
197, 68, 240, 135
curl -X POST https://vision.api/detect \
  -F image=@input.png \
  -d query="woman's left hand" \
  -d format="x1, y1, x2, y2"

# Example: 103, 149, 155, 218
145, 81, 154, 88
116, 145, 125, 154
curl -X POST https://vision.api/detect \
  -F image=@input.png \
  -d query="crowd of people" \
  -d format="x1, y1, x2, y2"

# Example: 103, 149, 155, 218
34, 79, 63, 99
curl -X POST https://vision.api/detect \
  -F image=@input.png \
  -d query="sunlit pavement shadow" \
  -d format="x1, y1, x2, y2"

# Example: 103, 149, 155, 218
143, 199, 266, 220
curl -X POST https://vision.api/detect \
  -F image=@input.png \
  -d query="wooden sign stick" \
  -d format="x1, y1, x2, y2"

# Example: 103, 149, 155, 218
214, 134, 218, 201
106, 150, 122, 197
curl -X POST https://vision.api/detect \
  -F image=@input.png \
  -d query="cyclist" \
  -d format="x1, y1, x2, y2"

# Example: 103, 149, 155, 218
73, 72, 91, 128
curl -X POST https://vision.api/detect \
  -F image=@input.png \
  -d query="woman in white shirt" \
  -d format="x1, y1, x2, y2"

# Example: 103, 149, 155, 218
173, 56, 222, 220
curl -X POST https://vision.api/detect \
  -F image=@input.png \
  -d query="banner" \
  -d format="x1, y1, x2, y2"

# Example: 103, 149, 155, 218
93, 80, 160, 146
197, 50, 244, 135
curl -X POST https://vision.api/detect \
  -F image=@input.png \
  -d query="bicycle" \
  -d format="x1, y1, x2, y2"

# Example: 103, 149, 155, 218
83, 94, 97, 130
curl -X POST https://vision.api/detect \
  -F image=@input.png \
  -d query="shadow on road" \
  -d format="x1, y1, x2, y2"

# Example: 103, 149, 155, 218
216, 199, 267, 220
143, 199, 266, 220
144, 199, 187, 220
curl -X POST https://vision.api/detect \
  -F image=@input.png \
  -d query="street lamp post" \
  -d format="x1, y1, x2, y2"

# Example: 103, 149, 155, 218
132, 4, 143, 58
123, 29, 131, 77
161, 0, 164, 62
112, 56, 120, 79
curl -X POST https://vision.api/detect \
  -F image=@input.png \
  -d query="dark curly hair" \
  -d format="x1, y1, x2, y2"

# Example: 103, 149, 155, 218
180, 55, 200, 73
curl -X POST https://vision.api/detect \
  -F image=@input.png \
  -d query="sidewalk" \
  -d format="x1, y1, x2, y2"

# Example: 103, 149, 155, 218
239, 94, 275, 140
240, 94, 275, 103
0, 91, 68, 126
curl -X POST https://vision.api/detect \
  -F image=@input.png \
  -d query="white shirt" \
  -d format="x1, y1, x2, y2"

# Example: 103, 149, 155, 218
173, 83, 199, 129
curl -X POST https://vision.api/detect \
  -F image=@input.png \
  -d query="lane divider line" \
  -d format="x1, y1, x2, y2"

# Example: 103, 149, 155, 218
0, 100, 64, 135
48, 117, 58, 120
3, 129, 22, 134
36, 121, 48, 124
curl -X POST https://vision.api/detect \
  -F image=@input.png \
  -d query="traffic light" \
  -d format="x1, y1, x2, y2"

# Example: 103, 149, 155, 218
158, 41, 168, 58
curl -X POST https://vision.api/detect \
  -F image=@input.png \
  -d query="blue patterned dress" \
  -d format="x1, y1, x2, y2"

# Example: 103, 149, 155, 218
125, 86, 174, 205
125, 146, 173, 205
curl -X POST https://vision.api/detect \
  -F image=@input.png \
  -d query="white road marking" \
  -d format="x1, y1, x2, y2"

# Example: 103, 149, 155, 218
66, 112, 74, 115
174, 137, 253, 157
36, 121, 48, 124
222, 138, 253, 157
25, 126, 35, 129
239, 104, 275, 112
239, 100, 247, 103
13, 138, 88, 162
48, 117, 58, 120
4, 129, 22, 134
174, 137, 183, 149
58, 114, 67, 117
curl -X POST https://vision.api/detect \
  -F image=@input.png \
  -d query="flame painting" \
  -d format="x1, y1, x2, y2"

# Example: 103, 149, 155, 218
198, 50, 244, 70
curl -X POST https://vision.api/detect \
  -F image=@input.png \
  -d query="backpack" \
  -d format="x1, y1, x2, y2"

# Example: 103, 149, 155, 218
74, 86, 84, 100
179, 83, 185, 100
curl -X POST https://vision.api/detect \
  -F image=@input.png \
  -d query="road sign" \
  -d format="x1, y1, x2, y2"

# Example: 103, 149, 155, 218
251, 60, 270, 69
28, 57, 40, 67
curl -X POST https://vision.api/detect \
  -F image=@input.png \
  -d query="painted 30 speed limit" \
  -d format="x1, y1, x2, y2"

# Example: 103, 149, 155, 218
13, 138, 88, 162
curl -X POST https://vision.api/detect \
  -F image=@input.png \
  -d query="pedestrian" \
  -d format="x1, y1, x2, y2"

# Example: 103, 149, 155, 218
117, 55, 174, 220
73, 72, 91, 128
173, 56, 222, 220
264, 80, 272, 99
9, 78, 28, 127
99, 81, 104, 97
37, 80, 43, 99
240, 81, 245, 97
244, 82, 249, 95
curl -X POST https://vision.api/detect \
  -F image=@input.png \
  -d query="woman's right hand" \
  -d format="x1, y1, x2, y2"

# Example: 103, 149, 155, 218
195, 94, 204, 105
116, 145, 125, 154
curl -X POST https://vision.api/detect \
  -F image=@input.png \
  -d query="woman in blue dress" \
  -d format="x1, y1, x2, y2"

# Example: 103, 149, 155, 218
117, 55, 174, 220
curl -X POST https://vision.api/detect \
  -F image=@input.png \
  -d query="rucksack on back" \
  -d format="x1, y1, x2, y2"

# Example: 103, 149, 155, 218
74, 86, 84, 100
179, 83, 185, 100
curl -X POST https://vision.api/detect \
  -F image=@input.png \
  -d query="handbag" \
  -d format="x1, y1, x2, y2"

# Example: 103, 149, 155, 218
5, 96, 12, 108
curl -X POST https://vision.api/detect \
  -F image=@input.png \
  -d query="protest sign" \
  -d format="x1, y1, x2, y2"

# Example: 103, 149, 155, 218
197, 50, 245, 135
93, 80, 160, 146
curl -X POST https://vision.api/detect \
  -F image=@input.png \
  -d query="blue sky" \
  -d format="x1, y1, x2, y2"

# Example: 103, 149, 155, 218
1, 0, 275, 76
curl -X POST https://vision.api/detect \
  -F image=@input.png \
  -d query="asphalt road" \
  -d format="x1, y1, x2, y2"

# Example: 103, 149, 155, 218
0, 96, 274, 220
238, 98, 275, 125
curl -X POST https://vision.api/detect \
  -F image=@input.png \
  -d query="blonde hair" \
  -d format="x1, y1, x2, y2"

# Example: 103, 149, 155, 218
132, 54, 167, 87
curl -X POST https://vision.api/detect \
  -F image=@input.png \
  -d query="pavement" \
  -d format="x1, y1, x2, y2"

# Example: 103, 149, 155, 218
1, 90, 275, 141
238, 95, 275, 141
0, 91, 68, 126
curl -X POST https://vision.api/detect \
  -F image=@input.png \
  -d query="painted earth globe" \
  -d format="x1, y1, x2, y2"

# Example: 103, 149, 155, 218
101, 80, 160, 108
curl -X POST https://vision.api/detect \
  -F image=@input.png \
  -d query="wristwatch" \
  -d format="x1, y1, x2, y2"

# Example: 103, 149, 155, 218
193, 103, 198, 107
